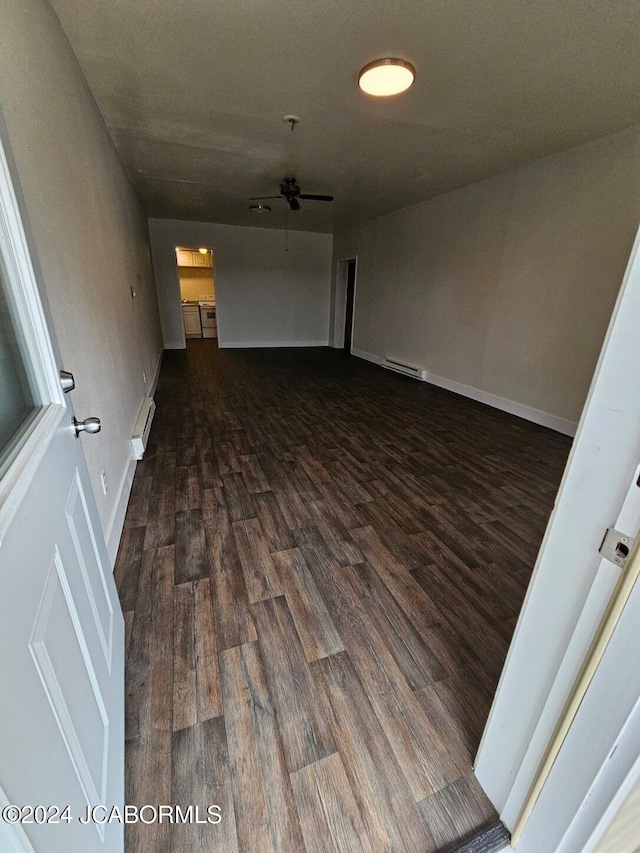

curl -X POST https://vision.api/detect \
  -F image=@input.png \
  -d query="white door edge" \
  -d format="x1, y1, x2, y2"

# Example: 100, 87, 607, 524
0, 128, 68, 543
0, 783, 37, 853
582, 750, 640, 852
0, 125, 63, 407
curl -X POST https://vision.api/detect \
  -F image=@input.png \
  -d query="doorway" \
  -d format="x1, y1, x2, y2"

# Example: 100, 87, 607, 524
174, 246, 217, 343
332, 257, 357, 352
343, 260, 356, 353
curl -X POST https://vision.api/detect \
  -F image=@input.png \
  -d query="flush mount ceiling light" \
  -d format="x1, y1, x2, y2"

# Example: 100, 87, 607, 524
198, 247, 208, 254
249, 204, 271, 214
358, 58, 415, 97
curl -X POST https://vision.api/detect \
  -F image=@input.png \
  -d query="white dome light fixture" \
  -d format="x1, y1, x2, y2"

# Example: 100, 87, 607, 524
358, 58, 415, 97
249, 204, 271, 214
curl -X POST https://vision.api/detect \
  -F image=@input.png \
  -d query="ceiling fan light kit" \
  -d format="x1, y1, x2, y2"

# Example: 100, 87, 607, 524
358, 58, 415, 96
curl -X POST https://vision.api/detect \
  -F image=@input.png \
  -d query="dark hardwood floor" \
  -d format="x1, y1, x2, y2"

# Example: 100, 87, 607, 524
114, 341, 571, 852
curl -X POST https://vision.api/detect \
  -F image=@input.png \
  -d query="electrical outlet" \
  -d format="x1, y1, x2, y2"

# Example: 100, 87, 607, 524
100, 470, 108, 495
142, 371, 147, 385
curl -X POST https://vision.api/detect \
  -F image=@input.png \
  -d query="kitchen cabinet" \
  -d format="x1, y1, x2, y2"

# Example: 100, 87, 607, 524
192, 251, 209, 267
182, 305, 202, 337
176, 249, 213, 268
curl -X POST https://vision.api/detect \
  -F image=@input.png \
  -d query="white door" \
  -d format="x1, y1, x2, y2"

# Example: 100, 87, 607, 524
0, 128, 124, 850
476, 218, 640, 846
514, 534, 640, 851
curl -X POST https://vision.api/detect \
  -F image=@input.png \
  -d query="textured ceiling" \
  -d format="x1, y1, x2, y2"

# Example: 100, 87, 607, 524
51, 0, 640, 233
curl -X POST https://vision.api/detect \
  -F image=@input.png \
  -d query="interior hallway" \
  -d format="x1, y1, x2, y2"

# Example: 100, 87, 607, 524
114, 341, 571, 852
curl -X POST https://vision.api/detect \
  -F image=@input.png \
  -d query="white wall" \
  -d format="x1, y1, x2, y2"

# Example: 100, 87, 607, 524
178, 266, 215, 302
0, 0, 163, 555
333, 126, 640, 431
149, 218, 333, 348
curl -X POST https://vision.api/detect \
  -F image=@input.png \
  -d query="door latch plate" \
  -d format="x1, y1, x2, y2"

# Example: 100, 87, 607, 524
599, 528, 635, 567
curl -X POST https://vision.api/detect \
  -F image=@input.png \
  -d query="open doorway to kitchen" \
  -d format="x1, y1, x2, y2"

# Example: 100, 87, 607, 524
175, 246, 217, 341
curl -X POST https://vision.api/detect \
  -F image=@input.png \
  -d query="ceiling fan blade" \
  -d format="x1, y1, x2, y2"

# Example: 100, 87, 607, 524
299, 194, 334, 202
288, 197, 301, 211
249, 195, 282, 200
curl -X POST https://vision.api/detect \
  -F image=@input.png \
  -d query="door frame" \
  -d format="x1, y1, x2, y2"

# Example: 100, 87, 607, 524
476, 222, 640, 847
0, 122, 67, 545
513, 544, 640, 851
0, 781, 36, 852
331, 256, 358, 351
171, 244, 216, 349
584, 752, 640, 851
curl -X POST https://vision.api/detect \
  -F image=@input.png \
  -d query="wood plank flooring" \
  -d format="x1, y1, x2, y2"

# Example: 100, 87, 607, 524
114, 341, 571, 852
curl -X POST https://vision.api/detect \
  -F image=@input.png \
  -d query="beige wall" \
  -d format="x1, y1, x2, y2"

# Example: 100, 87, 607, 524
0, 0, 163, 548
150, 218, 333, 348
333, 125, 640, 425
178, 267, 215, 302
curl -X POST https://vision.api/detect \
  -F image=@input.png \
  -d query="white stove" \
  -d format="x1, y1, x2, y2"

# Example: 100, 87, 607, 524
199, 300, 217, 338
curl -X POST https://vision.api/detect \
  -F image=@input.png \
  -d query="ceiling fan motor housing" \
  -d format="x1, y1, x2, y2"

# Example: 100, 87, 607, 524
249, 176, 332, 211
280, 177, 300, 197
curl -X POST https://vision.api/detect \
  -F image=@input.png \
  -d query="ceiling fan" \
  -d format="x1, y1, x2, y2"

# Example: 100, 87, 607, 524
250, 176, 334, 211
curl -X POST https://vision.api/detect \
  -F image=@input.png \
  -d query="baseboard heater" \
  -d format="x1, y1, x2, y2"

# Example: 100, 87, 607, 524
381, 357, 427, 381
131, 396, 156, 460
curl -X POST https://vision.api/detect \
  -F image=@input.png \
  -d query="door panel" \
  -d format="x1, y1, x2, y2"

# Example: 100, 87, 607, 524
0, 123, 124, 851
65, 471, 114, 669
518, 561, 640, 852
31, 549, 109, 811
0, 413, 124, 852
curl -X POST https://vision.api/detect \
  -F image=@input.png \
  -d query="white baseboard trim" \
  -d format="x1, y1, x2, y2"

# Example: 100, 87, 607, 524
164, 341, 184, 349
426, 373, 577, 436
149, 347, 164, 396
105, 453, 137, 569
104, 348, 163, 569
220, 340, 329, 348
351, 347, 382, 365
350, 348, 577, 437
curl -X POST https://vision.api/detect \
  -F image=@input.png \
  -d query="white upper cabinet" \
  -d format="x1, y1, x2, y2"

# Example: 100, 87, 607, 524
176, 248, 212, 268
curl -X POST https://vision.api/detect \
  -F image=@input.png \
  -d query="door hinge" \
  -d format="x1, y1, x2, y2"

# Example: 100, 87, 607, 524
599, 528, 635, 567
59, 369, 75, 393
